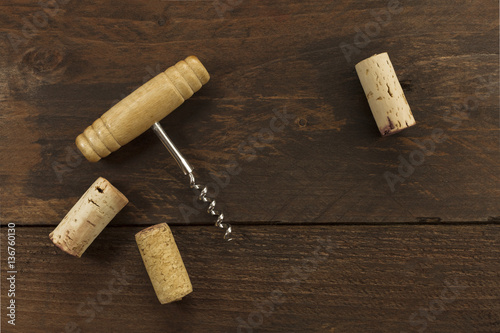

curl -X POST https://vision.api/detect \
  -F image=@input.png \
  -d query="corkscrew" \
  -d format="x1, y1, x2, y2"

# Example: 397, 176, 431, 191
75, 56, 232, 240
152, 122, 233, 241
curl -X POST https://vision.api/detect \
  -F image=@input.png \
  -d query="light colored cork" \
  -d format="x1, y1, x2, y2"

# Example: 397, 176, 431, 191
49, 177, 129, 257
135, 223, 192, 304
355, 52, 416, 136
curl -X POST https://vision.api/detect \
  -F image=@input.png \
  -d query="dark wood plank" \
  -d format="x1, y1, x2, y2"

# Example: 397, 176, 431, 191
1, 224, 499, 332
1, 0, 499, 225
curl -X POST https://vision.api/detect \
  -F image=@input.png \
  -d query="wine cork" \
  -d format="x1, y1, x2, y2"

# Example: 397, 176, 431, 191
50, 177, 128, 257
355, 52, 416, 136
135, 223, 192, 304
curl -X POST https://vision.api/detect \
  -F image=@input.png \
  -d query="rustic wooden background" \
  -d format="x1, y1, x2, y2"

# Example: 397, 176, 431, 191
1, 0, 499, 332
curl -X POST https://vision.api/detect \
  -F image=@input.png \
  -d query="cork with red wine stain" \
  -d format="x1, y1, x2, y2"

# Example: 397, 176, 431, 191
355, 52, 416, 136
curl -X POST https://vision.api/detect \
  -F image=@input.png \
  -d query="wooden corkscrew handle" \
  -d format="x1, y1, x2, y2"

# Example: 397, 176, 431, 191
76, 56, 210, 162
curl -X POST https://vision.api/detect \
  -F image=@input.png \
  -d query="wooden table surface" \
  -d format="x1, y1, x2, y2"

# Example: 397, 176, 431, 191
1, 0, 499, 332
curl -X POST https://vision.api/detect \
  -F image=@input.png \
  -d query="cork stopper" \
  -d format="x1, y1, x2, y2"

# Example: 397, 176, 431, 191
49, 177, 129, 257
135, 223, 193, 304
355, 52, 416, 136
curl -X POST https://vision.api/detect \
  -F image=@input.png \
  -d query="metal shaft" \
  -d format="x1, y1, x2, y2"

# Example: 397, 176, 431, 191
151, 122, 193, 175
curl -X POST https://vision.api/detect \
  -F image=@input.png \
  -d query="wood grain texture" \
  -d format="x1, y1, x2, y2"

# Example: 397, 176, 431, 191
0, 0, 499, 225
75, 55, 210, 162
1, 2, 499, 332
1, 224, 499, 332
